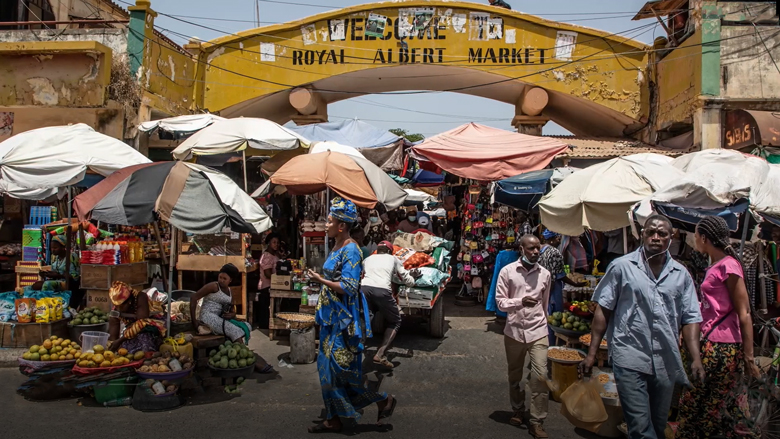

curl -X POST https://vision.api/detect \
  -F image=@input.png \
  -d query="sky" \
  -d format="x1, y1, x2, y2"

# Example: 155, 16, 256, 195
143, 0, 658, 137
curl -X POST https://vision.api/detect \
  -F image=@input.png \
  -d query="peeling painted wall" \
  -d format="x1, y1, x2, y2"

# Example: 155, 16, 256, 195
656, 31, 702, 129
142, 32, 196, 116
0, 29, 128, 60
0, 49, 110, 107
720, 25, 780, 101
0, 105, 123, 142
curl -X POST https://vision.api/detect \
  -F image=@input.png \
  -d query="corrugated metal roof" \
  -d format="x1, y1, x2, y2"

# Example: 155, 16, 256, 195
548, 135, 696, 159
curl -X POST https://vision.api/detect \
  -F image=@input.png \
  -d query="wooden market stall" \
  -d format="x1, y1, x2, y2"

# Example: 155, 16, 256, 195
175, 231, 256, 323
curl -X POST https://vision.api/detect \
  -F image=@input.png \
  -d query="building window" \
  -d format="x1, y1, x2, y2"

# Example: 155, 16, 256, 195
0, 0, 56, 29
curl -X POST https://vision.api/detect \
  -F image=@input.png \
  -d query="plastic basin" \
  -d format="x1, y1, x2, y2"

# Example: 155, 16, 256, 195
69, 323, 109, 344
79, 331, 109, 353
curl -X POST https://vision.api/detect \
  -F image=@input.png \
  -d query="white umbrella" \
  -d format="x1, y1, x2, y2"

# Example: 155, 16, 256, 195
539, 154, 683, 236
139, 113, 225, 135
309, 141, 366, 159
0, 123, 151, 200
172, 117, 309, 160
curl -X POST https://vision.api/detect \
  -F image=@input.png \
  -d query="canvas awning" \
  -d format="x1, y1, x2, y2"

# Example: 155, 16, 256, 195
0, 123, 151, 200
411, 123, 570, 181
288, 119, 406, 171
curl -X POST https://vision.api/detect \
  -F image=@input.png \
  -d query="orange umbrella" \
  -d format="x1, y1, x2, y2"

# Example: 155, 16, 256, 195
268, 151, 406, 208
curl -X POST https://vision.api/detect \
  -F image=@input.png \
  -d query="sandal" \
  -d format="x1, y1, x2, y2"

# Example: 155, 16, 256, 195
373, 357, 394, 369
377, 395, 397, 423
308, 422, 342, 434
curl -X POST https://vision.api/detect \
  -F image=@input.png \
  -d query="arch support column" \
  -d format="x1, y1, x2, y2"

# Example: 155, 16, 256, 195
289, 87, 328, 125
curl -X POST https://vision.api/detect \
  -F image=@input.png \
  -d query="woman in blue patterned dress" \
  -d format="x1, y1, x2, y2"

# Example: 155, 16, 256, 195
306, 198, 397, 433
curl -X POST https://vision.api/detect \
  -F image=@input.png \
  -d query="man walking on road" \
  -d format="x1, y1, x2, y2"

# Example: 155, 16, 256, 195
362, 241, 418, 368
496, 234, 551, 438
580, 215, 704, 439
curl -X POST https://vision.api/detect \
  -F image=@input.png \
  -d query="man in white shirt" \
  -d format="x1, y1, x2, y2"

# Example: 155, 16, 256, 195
362, 241, 418, 368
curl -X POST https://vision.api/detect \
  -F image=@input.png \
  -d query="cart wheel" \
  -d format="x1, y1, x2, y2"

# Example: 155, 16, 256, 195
429, 297, 445, 339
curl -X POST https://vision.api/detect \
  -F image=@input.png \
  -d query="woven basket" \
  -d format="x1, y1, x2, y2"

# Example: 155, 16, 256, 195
276, 312, 316, 330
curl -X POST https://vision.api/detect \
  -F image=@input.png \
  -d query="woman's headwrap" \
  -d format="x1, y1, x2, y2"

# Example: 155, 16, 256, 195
220, 263, 240, 281
542, 229, 559, 240
109, 281, 133, 306
51, 235, 67, 246
330, 197, 358, 223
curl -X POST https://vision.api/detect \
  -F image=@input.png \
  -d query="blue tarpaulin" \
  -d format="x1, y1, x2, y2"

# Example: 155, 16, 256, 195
494, 169, 555, 212
288, 119, 402, 149
413, 169, 445, 186
649, 198, 752, 236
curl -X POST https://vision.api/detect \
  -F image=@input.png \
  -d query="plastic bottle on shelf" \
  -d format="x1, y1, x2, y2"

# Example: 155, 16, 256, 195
301, 287, 309, 306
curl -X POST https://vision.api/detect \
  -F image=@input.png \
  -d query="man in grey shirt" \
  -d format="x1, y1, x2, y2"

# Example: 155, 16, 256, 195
580, 215, 704, 439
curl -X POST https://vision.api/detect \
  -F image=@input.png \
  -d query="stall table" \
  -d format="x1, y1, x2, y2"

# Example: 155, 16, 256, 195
268, 289, 302, 341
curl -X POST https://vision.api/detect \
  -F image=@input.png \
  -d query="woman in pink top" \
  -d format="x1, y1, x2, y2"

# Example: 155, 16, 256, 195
677, 216, 760, 439
258, 233, 282, 291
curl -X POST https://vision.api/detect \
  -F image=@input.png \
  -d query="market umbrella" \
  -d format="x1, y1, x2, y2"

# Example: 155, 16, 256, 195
73, 161, 272, 235
139, 113, 226, 136
258, 150, 407, 209
411, 123, 570, 181
171, 117, 309, 161
493, 167, 577, 212
538, 154, 683, 236
0, 123, 151, 200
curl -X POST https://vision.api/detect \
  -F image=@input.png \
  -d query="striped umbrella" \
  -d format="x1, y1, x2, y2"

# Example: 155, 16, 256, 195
259, 150, 407, 209
73, 161, 272, 234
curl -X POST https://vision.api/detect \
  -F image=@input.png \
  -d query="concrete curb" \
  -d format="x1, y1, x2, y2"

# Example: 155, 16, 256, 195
0, 348, 26, 368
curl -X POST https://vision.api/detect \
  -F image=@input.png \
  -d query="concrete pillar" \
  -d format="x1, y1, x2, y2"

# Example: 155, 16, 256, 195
694, 105, 722, 150
520, 87, 549, 117
511, 115, 549, 136
127, 0, 157, 79
289, 88, 320, 115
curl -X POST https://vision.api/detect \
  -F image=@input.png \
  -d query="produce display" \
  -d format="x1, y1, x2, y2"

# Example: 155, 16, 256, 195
597, 374, 610, 384
579, 334, 607, 347
141, 378, 179, 395
77, 346, 144, 368
22, 336, 81, 361
69, 307, 108, 326
208, 340, 256, 369
547, 348, 585, 362
568, 300, 596, 315
138, 351, 193, 373
548, 311, 591, 332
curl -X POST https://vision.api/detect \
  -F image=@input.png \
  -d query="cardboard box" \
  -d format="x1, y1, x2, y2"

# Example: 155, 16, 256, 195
270, 274, 292, 290
398, 286, 437, 301
0, 318, 69, 348
86, 289, 112, 313
81, 262, 148, 290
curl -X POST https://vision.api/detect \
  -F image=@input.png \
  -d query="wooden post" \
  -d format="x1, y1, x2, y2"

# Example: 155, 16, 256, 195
152, 221, 169, 289
242, 150, 249, 192
64, 187, 72, 292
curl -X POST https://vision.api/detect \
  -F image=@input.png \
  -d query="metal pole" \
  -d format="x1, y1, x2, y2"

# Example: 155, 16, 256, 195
242, 150, 249, 192
166, 225, 176, 333
739, 213, 751, 258
64, 187, 72, 291
325, 188, 330, 255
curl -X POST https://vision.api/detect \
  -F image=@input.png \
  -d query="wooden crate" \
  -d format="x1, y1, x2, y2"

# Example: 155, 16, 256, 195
0, 318, 70, 348
176, 254, 248, 272
80, 262, 148, 290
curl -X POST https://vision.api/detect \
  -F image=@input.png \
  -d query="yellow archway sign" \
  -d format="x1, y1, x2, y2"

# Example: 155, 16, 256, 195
190, 1, 649, 137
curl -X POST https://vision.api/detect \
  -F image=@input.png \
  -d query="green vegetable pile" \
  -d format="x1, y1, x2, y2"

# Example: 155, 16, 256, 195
547, 311, 591, 332
208, 340, 256, 369
68, 307, 107, 326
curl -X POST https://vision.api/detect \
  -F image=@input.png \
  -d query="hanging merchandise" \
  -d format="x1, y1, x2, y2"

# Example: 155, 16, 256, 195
455, 185, 516, 296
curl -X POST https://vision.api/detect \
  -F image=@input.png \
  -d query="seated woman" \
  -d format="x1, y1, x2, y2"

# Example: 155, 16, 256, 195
32, 235, 82, 308
108, 281, 166, 353
192, 263, 273, 373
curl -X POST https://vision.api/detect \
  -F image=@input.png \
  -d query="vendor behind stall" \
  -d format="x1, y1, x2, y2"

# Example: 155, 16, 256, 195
32, 235, 82, 307
193, 264, 274, 373
108, 281, 166, 353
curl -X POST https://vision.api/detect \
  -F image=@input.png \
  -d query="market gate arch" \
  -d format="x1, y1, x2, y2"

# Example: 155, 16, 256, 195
188, 1, 650, 137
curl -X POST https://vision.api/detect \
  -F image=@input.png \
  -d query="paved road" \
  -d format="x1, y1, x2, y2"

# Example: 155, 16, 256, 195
3, 294, 601, 439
